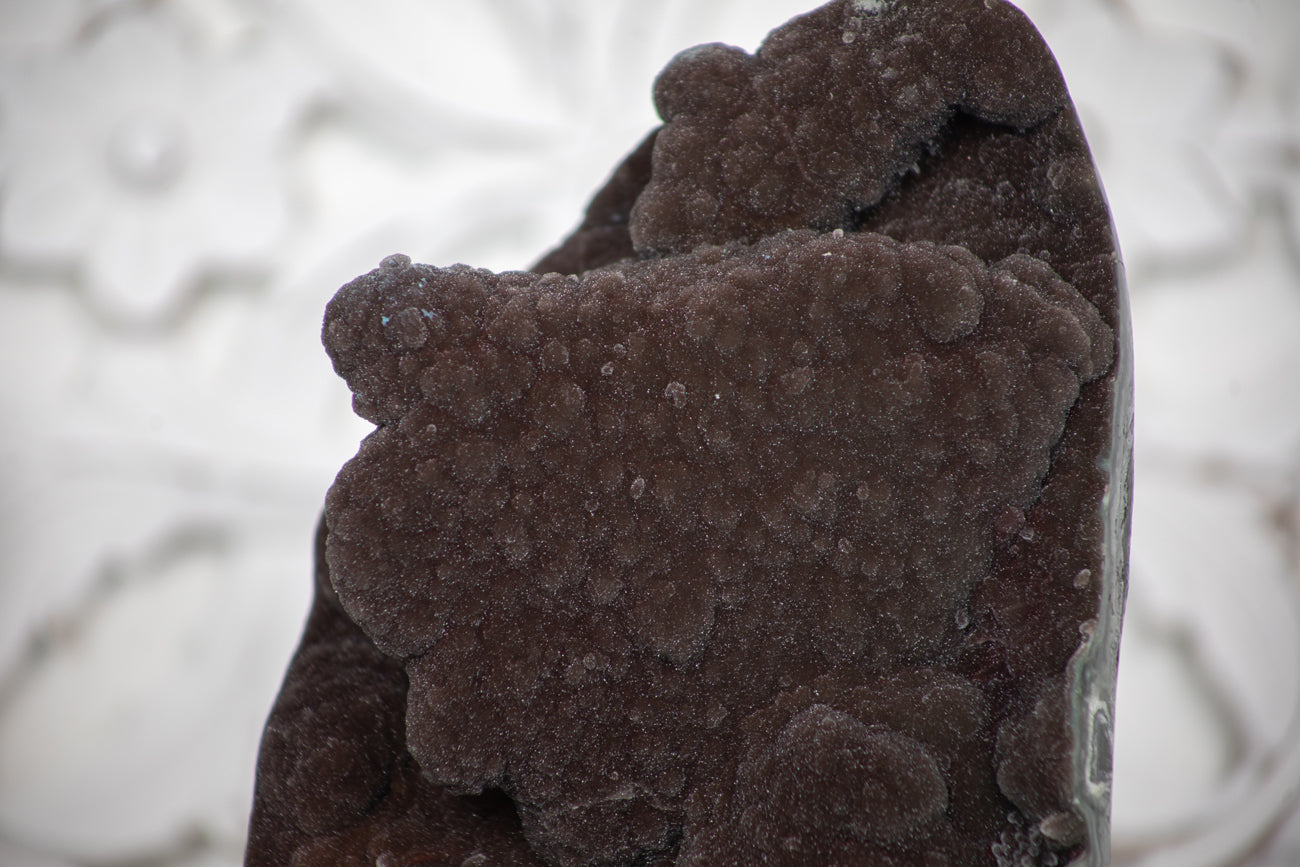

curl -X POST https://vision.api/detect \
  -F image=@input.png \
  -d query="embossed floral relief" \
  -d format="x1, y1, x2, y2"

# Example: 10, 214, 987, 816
0, 6, 320, 325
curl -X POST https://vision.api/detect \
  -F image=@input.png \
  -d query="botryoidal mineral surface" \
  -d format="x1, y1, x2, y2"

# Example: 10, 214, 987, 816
246, 1, 1132, 865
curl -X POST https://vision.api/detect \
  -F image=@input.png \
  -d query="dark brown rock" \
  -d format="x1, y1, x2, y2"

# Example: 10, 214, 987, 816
247, 1, 1130, 865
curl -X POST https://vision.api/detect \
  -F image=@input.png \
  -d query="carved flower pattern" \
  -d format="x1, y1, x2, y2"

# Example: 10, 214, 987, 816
0, 10, 320, 323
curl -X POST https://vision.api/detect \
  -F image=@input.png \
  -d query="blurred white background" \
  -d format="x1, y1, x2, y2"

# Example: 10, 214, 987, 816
0, 0, 1297, 864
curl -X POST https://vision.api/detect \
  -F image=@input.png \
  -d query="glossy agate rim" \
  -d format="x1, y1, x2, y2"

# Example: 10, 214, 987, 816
1067, 228, 1133, 867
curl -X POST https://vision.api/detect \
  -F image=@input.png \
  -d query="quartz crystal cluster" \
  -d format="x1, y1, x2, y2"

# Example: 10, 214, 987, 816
247, 1, 1130, 865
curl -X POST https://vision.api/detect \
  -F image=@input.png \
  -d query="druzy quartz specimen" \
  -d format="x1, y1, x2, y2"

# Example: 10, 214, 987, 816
246, 1, 1132, 865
